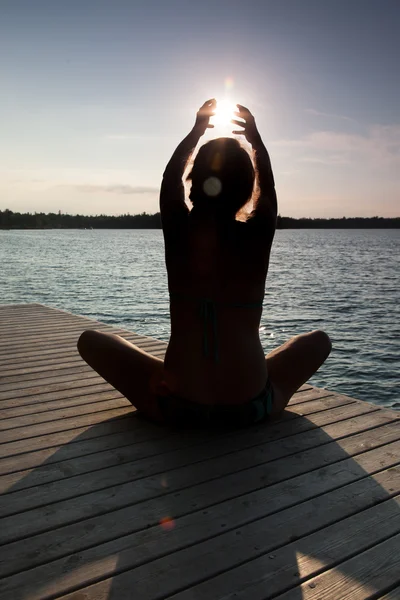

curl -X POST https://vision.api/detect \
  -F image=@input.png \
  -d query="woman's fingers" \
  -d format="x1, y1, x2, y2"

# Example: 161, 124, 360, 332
236, 103, 251, 115
201, 98, 216, 108
236, 104, 255, 125
232, 130, 245, 135
231, 119, 246, 128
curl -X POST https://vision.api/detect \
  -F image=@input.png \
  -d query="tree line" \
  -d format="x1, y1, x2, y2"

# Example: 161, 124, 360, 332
0, 209, 399, 229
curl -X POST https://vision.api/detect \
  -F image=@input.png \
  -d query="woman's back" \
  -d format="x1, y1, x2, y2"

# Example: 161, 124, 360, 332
163, 210, 274, 404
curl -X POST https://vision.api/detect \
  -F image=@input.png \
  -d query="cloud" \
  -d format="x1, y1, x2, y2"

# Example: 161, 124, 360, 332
104, 135, 133, 141
297, 154, 349, 166
64, 184, 159, 195
305, 108, 356, 123
7, 177, 46, 184
272, 125, 400, 169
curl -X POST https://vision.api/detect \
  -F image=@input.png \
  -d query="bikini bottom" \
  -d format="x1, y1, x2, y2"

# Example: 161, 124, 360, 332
156, 379, 274, 428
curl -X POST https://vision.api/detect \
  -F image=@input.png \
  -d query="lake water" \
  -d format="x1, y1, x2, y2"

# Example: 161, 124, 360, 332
1, 229, 399, 410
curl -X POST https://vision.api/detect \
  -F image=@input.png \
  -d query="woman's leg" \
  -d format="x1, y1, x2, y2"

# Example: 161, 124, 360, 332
266, 329, 332, 415
77, 330, 165, 422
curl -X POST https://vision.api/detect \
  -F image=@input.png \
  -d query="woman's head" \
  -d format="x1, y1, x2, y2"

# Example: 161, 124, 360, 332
187, 138, 255, 218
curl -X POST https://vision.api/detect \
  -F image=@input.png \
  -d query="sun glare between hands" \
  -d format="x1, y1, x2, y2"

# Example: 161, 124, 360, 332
212, 99, 237, 128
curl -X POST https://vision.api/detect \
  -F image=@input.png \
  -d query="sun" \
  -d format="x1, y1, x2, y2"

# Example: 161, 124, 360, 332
212, 99, 237, 127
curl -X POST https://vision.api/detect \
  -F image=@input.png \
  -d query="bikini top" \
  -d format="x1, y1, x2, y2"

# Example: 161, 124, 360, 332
169, 292, 264, 363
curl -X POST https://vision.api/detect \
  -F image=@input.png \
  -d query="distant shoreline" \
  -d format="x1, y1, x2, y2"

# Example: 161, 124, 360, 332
1, 209, 399, 229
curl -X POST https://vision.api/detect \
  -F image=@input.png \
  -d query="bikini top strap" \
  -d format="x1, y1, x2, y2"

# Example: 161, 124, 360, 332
169, 292, 264, 364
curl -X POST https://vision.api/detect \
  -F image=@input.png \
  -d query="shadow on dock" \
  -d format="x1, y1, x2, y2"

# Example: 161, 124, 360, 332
1, 403, 399, 599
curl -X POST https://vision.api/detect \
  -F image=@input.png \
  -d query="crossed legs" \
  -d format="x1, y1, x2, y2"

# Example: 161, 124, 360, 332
266, 329, 332, 415
77, 330, 165, 422
77, 328, 332, 422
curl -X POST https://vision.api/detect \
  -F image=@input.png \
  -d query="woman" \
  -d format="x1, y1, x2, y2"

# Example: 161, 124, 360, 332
78, 99, 331, 426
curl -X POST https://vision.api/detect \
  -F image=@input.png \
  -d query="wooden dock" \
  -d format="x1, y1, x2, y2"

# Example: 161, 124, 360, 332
0, 303, 399, 600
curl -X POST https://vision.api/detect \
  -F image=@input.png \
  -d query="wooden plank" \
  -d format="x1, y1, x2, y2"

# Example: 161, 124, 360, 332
0, 419, 174, 477
0, 324, 127, 346
0, 306, 98, 321
0, 375, 114, 402
2, 405, 396, 492
0, 333, 153, 363
0, 328, 164, 359
0, 389, 124, 417
0, 331, 163, 359
0, 348, 82, 367
289, 387, 333, 405
0, 384, 319, 419
0, 316, 96, 331
0, 359, 99, 380
0, 343, 167, 378
0, 392, 354, 448
0, 414, 163, 459
153, 349, 169, 358
53, 496, 400, 600
0, 326, 115, 346
0, 383, 121, 409
272, 533, 400, 600
284, 394, 354, 414
1, 460, 398, 593
0, 337, 164, 368
0, 303, 81, 317
0, 365, 100, 387
0, 320, 94, 334
0, 328, 125, 352
0, 428, 208, 493
0, 397, 132, 431
0, 405, 136, 445
0, 319, 125, 335
0, 369, 102, 394
0, 341, 167, 375
3, 475, 399, 599
0, 394, 377, 460
0, 302, 52, 309
0, 304, 397, 600
164, 498, 400, 600
0, 316, 106, 333
0, 305, 149, 332
1, 425, 399, 548
0, 318, 119, 333
0, 303, 53, 315
1, 415, 399, 521
0, 389, 368, 479
0, 325, 157, 348
0, 302, 43, 308
378, 588, 400, 599
0, 310, 57, 320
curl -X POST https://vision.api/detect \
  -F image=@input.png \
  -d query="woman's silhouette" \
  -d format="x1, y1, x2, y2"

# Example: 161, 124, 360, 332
78, 99, 331, 425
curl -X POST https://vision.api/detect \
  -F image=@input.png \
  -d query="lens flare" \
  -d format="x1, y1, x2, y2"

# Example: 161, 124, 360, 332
203, 176, 222, 197
224, 77, 234, 91
160, 516, 175, 531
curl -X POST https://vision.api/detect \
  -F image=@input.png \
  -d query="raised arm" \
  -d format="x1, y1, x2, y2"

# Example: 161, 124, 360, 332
232, 104, 277, 223
160, 99, 216, 221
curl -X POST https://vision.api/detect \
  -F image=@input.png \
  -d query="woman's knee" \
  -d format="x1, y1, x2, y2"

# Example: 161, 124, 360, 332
77, 329, 101, 357
310, 329, 332, 359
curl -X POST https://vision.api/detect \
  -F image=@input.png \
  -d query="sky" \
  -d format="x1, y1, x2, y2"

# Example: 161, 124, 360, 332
1, 0, 399, 218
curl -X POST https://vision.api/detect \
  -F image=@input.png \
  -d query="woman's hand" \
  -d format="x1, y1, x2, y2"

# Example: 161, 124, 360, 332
161, 99, 216, 205
232, 104, 262, 147
193, 99, 216, 136
232, 104, 277, 220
